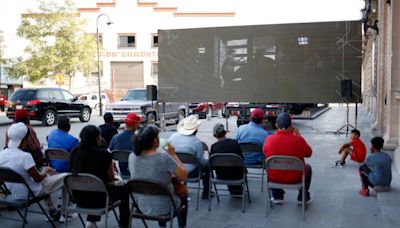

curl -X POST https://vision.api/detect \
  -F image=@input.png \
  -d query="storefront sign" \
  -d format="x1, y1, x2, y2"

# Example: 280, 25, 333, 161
100, 50, 158, 58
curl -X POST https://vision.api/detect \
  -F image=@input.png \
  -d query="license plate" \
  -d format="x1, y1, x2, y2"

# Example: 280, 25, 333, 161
231, 111, 240, 115
16, 105, 23, 110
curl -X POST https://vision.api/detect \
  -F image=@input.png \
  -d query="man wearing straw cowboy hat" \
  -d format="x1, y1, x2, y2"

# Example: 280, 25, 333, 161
169, 115, 212, 199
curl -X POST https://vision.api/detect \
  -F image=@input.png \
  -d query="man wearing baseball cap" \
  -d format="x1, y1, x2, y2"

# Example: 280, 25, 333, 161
0, 122, 68, 219
5, 109, 44, 167
235, 108, 269, 165
263, 112, 313, 204
109, 113, 143, 152
108, 113, 143, 177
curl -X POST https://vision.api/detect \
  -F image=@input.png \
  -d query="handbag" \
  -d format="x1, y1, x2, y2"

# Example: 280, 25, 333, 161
171, 177, 187, 197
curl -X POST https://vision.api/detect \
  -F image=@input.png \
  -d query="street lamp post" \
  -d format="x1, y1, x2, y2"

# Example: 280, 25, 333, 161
96, 14, 112, 116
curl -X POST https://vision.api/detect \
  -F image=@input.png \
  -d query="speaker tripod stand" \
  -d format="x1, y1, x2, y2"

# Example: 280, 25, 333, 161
335, 101, 356, 137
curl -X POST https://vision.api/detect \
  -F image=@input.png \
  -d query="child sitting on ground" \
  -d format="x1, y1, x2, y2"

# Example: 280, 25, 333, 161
332, 129, 366, 167
359, 137, 392, 196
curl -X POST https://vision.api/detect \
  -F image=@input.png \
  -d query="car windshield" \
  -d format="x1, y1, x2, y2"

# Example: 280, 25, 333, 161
10, 89, 36, 102
124, 90, 147, 100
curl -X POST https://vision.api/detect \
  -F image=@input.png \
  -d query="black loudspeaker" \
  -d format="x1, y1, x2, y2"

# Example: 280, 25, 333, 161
340, 80, 352, 98
146, 85, 157, 101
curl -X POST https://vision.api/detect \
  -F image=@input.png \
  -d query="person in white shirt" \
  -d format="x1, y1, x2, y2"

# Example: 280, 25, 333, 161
0, 122, 67, 220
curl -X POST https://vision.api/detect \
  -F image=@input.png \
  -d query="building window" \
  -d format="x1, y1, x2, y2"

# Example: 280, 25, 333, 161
152, 34, 158, 48
118, 34, 136, 48
151, 62, 158, 84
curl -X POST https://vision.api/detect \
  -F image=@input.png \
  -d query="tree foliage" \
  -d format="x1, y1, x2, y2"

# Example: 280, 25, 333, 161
5, 0, 97, 82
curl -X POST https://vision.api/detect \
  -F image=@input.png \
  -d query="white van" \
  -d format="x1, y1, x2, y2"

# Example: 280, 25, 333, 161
78, 93, 109, 110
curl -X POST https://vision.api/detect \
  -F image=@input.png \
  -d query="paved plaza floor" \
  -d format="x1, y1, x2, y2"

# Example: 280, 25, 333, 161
0, 105, 399, 228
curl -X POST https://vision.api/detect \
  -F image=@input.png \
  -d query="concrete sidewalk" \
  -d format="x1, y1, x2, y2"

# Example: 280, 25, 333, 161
0, 105, 399, 228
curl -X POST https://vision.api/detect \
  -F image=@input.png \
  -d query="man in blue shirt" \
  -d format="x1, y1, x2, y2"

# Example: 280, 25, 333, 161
47, 116, 79, 172
359, 137, 392, 196
108, 113, 143, 178
235, 108, 269, 165
169, 115, 212, 199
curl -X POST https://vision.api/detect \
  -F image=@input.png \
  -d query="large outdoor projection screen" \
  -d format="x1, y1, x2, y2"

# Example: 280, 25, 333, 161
158, 21, 362, 103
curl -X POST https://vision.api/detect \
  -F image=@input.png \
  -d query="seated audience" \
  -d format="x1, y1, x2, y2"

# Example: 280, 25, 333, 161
210, 123, 245, 195
0, 122, 67, 220
5, 109, 45, 167
47, 116, 79, 172
169, 115, 211, 199
332, 129, 366, 167
108, 113, 143, 152
129, 125, 188, 228
359, 137, 392, 196
70, 125, 129, 228
235, 108, 268, 165
99, 112, 118, 147
263, 112, 313, 204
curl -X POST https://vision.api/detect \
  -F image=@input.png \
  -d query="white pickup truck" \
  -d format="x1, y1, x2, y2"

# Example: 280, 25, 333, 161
105, 88, 187, 128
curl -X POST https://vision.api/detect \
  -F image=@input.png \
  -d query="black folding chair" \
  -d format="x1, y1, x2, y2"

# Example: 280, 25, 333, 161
208, 154, 251, 213
45, 148, 70, 173
63, 174, 120, 228
176, 152, 201, 210
127, 179, 186, 228
111, 150, 133, 180
0, 167, 56, 228
239, 143, 266, 192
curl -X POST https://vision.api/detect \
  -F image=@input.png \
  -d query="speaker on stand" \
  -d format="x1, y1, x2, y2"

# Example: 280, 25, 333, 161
335, 80, 356, 136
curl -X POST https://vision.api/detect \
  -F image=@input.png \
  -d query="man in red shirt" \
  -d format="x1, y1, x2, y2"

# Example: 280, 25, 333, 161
263, 112, 312, 204
332, 129, 366, 167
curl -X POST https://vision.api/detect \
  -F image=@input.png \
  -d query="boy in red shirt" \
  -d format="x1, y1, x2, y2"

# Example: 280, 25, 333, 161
263, 112, 313, 204
332, 129, 366, 167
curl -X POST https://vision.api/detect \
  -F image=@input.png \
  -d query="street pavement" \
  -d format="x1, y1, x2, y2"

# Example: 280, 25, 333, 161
0, 105, 399, 228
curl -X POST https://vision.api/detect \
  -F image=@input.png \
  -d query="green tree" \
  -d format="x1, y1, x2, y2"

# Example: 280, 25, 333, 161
5, 0, 97, 86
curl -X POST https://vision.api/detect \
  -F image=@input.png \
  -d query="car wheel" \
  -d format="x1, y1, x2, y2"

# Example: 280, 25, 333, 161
42, 110, 57, 126
146, 112, 156, 125
79, 107, 91, 122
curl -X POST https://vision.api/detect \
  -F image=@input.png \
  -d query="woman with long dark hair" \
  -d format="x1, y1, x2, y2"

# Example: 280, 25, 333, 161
70, 125, 129, 228
129, 125, 188, 228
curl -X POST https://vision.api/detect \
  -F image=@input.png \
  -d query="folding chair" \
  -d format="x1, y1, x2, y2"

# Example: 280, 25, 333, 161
208, 154, 251, 213
201, 141, 209, 153
176, 152, 201, 210
239, 143, 266, 192
63, 174, 120, 228
111, 150, 133, 180
0, 167, 56, 228
45, 148, 70, 173
265, 155, 307, 220
127, 179, 186, 228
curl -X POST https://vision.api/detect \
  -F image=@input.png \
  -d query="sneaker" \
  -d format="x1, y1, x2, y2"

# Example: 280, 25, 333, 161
48, 209, 61, 221
201, 191, 215, 200
85, 222, 98, 228
59, 213, 79, 223
331, 160, 345, 168
271, 197, 284, 204
359, 188, 370, 197
297, 197, 313, 205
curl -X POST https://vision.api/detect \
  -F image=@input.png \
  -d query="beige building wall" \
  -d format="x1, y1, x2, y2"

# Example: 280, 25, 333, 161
362, 0, 400, 171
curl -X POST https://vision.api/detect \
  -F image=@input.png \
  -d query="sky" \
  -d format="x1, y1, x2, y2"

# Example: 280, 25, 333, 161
0, 0, 364, 58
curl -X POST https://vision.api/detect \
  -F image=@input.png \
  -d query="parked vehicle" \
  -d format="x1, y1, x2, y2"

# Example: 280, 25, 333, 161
6, 88, 92, 126
189, 102, 225, 118
0, 94, 7, 112
106, 88, 187, 128
78, 93, 109, 110
226, 103, 315, 127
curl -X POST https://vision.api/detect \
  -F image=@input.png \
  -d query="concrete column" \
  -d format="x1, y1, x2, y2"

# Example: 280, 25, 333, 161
391, 0, 400, 172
